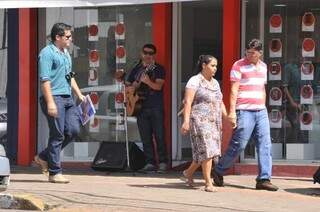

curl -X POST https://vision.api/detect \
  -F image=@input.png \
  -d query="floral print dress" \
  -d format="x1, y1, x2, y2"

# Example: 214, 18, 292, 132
186, 74, 223, 163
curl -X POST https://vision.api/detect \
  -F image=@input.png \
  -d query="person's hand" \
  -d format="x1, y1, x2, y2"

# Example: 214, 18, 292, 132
78, 94, 85, 102
47, 102, 58, 117
180, 121, 190, 135
228, 112, 237, 129
292, 102, 301, 112
126, 86, 135, 93
140, 73, 151, 85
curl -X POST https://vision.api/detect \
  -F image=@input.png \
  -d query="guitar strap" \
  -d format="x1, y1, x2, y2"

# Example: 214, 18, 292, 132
134, 65, 144, 82
134, 63, 157, 83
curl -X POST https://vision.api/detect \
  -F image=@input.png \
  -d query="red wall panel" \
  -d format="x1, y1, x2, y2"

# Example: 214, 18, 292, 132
152, 3, 172, 166
18, 9, 37, 165
222, 0, 241, 154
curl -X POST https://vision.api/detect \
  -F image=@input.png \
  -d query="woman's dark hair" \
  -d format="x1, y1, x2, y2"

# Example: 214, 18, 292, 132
246, 39, 263, 51
50, 23, 72, 42
195, 55, 217, 73
142, 43, 157, 54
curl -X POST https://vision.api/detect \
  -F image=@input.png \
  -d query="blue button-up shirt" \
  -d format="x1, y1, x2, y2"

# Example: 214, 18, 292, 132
38, 43, 72, 96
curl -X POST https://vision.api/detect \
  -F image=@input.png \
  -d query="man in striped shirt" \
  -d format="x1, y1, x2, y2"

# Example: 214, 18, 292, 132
213, 39, 278, 191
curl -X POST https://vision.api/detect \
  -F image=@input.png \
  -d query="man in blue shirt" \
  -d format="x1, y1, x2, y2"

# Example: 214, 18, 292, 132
34, 23, 85, 183
126, 44, 167, 172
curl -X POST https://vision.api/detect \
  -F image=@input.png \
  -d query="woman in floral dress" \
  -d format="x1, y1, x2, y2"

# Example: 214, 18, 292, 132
180, 55, 227, 192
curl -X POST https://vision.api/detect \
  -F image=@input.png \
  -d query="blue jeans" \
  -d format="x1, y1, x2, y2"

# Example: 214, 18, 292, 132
39, 95, 80, 175
215, 109, 272, 180
137, 107, 167, 165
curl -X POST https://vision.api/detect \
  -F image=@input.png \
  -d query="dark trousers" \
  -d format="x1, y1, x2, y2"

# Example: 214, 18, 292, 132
137, 107, 167, 165
39, 95, 80, 175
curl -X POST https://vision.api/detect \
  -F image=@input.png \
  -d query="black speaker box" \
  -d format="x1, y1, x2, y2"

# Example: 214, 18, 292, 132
313, 166, 320, 184
92, 142, 146, 171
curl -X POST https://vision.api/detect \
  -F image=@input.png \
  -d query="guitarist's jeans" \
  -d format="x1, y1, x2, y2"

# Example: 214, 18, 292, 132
137, 107, 167, 165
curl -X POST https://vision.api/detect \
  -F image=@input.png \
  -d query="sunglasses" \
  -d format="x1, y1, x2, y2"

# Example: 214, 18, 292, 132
143, 50, 155, 56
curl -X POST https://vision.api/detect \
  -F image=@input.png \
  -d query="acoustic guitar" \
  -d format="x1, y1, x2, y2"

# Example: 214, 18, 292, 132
126, 64, 156, 116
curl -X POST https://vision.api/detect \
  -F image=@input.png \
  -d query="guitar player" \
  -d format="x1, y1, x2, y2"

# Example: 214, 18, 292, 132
126, 44, 168, 172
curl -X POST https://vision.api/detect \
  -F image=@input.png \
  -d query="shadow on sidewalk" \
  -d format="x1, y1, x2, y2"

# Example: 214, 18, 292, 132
284, 187, 320, 197
10, 179, 48, 183
223, 184, 256, 190
128, 182, 201, 190
128, 182, 257, 191
11, 165, 188, 179
273, 177, 313, 182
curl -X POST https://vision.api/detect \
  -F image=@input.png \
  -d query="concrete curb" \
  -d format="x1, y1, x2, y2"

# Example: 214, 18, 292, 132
0, 193, 52, 211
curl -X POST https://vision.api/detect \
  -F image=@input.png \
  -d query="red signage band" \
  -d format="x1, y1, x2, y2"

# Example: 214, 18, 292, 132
301, 62, 314, 75
269, 62, 281, 75
89, 50, 99, 62
301, 112, 312, 125
270, 39, 282, 52
89, 24, 98, 36
115, 23, 125, 35
116, 46, 126, 58
270, 14, 282, 28
270, 87, 282, 101
302, 12, 315, 26
115, 92, 124, 103
302, 38, 315, 51
301, 85, 313, 99
90, 92, 99, 104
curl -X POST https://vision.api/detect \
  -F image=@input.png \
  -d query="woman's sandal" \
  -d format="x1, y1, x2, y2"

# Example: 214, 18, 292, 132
204, 185, 217, 192
180, 170, 195, 187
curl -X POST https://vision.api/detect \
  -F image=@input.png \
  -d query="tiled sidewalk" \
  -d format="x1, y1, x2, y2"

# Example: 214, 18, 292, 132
2, 166, 320, 211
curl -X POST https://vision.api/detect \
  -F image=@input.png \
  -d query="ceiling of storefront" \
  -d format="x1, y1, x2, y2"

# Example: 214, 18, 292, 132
0, 0, 203, 8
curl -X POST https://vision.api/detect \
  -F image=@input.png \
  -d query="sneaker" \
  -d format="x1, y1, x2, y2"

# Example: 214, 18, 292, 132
256, 179, 278, 191
34, 155, 49, 176
212, 170, 224, 187
158, 163, 167, 172
49, 174, 70, 184
141, 163, 156, 171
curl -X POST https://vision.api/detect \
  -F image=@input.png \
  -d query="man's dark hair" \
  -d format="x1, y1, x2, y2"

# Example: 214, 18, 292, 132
50, 23, 72, 42
246, 39, 263, 51
142, 43, 157, 54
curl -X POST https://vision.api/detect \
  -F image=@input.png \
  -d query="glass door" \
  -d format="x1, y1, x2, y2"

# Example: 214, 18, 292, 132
172, 0, 223, 164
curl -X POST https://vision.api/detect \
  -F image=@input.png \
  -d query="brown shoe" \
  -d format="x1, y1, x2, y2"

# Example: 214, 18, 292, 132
34, 155, 49, 176
256, 179, 278, 191
49, 174, 70, 184
212, 170, 224, 187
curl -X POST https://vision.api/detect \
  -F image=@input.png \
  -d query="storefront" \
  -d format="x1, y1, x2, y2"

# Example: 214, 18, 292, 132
2, 0, 319, 177
36, 4, 173, 165
239, 0, 320, 175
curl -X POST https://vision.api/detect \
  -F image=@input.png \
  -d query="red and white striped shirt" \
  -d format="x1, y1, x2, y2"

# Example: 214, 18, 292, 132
230, 58, 267, 110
